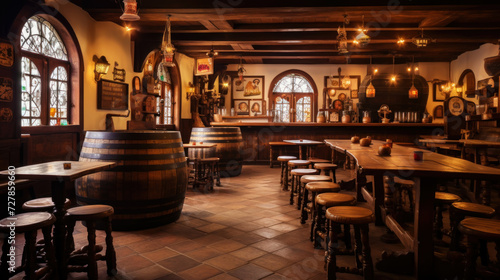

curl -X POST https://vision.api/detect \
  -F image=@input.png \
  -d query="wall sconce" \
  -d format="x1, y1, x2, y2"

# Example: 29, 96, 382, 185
186, 82, 196, 100
94, 55, 110, 81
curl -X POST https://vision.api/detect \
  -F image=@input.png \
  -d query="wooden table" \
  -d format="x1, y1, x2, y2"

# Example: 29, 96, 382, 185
324, 140, 500, 279
283, 139, 323, 159
0, 160, 116, 279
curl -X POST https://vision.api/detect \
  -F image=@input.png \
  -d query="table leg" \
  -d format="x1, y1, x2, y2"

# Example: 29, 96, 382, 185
373, 175, 384, 226
299, 146, 303, 160
413, 177, 436, 279
51, 180, 68, 279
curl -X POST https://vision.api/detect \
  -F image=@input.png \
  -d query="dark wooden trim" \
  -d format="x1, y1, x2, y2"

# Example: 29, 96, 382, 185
457, 69, 476, 97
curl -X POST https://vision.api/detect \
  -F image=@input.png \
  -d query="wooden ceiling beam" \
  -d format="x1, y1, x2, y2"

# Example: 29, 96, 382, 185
419, 15, 460, 28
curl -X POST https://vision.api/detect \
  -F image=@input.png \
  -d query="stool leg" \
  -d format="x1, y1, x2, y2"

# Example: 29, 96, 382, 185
24, 230, 37, 280
283, 164, 289, 191
215, 163, 221, 186
360, 224, 374, 280
290, 175, 295, 205
479, 240, 489, 266
344, 224, 352, 252
65, 220, 76, 257
270, 146, 273, 168
86, 221, 98, 280
464, 235, 479, 280
280, 162, 284, 188
297, 177, 303, 210
450, 210, 464, 251
326, 220, 338, 280
354, 225, 362, 269
1, 237, 10, 279
434, 204, 444, 240
332, 169, 337, 183
105, 217, 117, 276
42, 225, 58, 279
300, 188, 309, 224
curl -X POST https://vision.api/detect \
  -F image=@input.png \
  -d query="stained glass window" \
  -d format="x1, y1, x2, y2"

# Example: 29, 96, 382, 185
274, 96, 290, 123
21, 57, 41, 126
272, 72, 314, 122
273, 74, 313, 93
49, 67, 68, 125
21, 16, 68, 61
296, 97, 311, 122
156, 82, 173, 125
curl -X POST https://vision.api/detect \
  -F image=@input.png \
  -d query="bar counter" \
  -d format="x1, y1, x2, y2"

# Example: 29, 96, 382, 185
209, 122, 444, 164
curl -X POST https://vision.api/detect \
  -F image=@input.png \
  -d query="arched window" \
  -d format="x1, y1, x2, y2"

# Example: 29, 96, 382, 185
20, 16, 70, 126
270, 70, 317, 122
155, 60, 174, 125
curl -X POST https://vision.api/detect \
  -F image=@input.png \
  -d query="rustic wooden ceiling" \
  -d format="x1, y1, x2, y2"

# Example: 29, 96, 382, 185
69, 0, 500, 65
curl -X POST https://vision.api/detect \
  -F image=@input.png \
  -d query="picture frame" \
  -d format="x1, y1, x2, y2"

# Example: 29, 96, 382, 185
0, 77, 13, 102
132, 76, 141, 94
249, 100, 266, 116
195, 57, 214, 76
433, 105, 444, 119
234, 99, 250, 115
232, 76, 264, 100
97, 79, 129, 110
324, 75, 360, 90
332, 100, 344, 112
433, 82, 446, 101
351, 89, 358, 99
0, 42, 14, 68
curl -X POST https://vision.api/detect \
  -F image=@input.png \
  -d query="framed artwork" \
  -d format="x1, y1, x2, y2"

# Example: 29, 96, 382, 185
433, 82, 446, 101
476, 78, 493, 90
132, 76, 141, 94
466, 101, 476, 115
351, 90, 358, 99
97, 79, 129, 110
324, 75, 360, 90
0, 77, 13, 102
249, 100, 266, 115
337, 91, 348, 102
433, 105, 444, 119
0, 107, 13, 122
195, 57, 214, 76
332, 100, 344, 112
234, 99, 250, 115
232, 76, 264, 99
0, 42, 14, 67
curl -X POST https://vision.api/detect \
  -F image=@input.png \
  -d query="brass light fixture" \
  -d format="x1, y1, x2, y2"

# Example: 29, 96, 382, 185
337, 14, 349, 54
120, 0, 140, 21
237, 56, 246, 81
206, 45, 218, 58
162, 15, 176, 67
186, 82, 196, 100
366, 56, 376, 98
354, 15, 370, 47
412, 28, 433, 47
390, 56, 397, 83
94, 55, 110, 81
408, 58, 419, 99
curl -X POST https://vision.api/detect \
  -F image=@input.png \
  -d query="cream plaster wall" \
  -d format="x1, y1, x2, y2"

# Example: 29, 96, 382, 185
175, 53, 195, 119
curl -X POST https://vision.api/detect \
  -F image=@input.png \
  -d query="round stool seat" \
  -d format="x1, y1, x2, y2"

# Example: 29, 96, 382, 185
290, 168, 318, 176
288, 160, 311, 167
22, 197, 71, 212
308, 158, 330, 164
451, 202, 495, 218
435, 192, 461, 203
459, 217, 500, 240
326, 206, 374, 225
316, 193, 356, 208
301, 175, 331, 184
278, 156, 297, 161
199, 157, 220, 162
314, 163, 337, 169
0, 212, 55, 232
394, 177, 414, 186
306, 182, 340, 193
66, 205, 114, 220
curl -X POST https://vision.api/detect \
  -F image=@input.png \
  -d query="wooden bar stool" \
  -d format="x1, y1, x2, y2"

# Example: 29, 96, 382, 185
65, 205, 116, 279
450, 202, 495, 252
289, 168, 317, 206
434, 192, 461, 241
0, 212, 57, 280
304, 182, 341, 242
194, 157, 220, 191
314, 163, 338, 183
314, 193, 356, 249
459, 217, 500, 280
269, 142, 296, 167
326, 206, 375, 280
277, 156, 297, 191
22, 197, 71, 212
308, 158, 330, 168
299, 174, 332, 213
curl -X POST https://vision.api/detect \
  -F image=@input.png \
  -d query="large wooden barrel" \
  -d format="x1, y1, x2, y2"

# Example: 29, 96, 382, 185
75, 131, 187, 231
189, 127, 243, 177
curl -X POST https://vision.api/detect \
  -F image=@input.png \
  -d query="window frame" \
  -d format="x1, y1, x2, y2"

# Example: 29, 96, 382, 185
268, 70, 318, 123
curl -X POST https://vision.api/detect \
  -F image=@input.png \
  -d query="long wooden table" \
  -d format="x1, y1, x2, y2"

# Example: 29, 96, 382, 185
324, 140, 500, 279
0, 161, 116, 279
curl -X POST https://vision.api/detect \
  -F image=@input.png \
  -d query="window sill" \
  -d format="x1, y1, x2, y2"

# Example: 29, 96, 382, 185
21, 124, 82, 135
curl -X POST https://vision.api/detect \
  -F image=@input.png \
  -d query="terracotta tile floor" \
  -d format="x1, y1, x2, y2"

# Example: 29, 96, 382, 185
8, 165, 486, 279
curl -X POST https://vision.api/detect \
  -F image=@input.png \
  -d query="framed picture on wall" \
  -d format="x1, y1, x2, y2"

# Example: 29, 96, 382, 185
232, 76, 264, 100
351, 90, 358, 99
433, 105, 444, 119
234, 99, 250, 115
433, 82, 446, 101
324, 75, 360, 90
249, 100, 266, 115
195, 57, 214, 76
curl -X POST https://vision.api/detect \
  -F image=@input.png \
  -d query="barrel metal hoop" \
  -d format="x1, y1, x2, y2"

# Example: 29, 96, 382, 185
109, 162, 187, 171
83, 142, 182, 149
190, 140, 242, 143
80, 152, 185, 161
86, 131, 181, 140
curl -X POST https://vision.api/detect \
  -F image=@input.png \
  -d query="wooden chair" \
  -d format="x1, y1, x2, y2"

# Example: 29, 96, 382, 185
325, 206, 375, 280
65, 205, 116, 279
277, 156, 297, 191
459, 217, 500, 280
0, 212, 57, 279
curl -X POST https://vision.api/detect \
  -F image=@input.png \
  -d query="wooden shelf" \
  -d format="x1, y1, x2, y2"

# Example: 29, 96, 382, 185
466, 113, 500, 122
222, 116, 272, 119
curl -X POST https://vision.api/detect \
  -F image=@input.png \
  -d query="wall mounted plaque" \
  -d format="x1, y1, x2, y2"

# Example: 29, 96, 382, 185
0, 42, 14, 67
0, 77, 13, 102
0, 107, 13, 122
97, 79, 129, 110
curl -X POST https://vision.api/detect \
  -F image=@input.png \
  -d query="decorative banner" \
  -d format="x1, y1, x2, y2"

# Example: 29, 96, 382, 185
0, 77, 13, 102
0, 107, 13, 122
0, 42, 14, 67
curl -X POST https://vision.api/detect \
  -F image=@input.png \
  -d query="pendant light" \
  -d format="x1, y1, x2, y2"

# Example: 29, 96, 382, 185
237, 56, 246, 81
412, 28, 433, 47
162, 15, 176, 67
408, 57, 418, 99
341, 56, 351, 89
366, 56, 376, 98
337, 14, 349, 54
441, 61, 455, 96
354, 15, 370, 47
390, 56, 396, 83
120, 0, 140, 21
206, 45, 218, 58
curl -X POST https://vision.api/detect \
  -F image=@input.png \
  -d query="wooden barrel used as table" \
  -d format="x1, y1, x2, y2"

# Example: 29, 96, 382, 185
189, 127, 243, 177
75, 131, 187, 231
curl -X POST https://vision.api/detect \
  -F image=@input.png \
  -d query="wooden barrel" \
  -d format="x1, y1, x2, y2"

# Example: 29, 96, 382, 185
189, 127, 243, 177
75, 131, 187, 231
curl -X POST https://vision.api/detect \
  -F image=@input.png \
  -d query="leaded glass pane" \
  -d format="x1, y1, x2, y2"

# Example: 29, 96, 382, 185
275, 96, 290, 123
296, 97, 311, 122
273, 74, 313, 93
21, 57, 42, 126
49, 66, 68, 125
21, 16, 68, 61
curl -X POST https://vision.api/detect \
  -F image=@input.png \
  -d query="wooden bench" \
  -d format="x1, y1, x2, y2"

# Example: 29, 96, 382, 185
269, 141, 296, 168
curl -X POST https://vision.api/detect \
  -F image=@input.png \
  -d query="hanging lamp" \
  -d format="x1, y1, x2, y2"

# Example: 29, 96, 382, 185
237, 56, 246, 81
354, 15, 370, 47
412, 28, 433, 47
366, 57, 376, 98
390, 56, 397, 83
408, 57, 418, 99
337, 14, 349, 54
206, 45, 218, 58
120, 0, 140, 21
162, 15, 176, 67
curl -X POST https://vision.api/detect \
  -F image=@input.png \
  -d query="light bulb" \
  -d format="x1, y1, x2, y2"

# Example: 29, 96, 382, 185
391, 76, 396, 82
